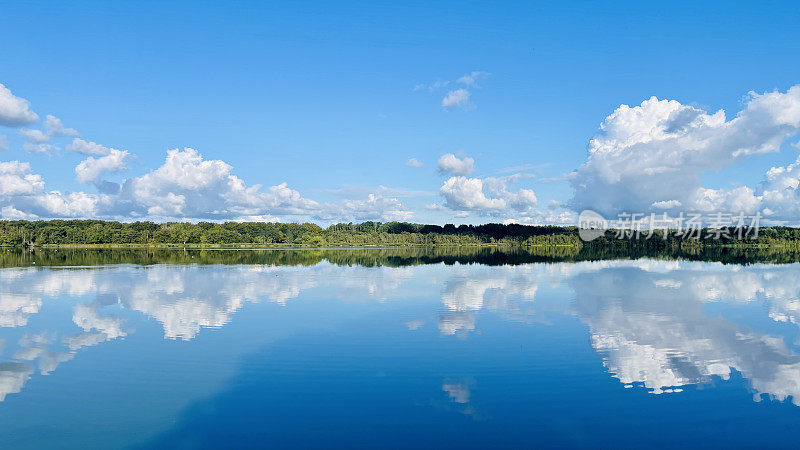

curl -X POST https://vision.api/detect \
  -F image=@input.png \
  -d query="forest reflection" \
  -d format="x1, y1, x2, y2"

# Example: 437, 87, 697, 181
2, 243, 800, 268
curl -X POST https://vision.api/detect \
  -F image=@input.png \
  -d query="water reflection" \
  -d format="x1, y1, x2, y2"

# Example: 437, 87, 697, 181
1, 253, 800, 410
570, 263, 800, 401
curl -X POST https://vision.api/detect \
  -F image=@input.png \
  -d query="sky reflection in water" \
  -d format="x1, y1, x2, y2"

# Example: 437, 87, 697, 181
1, 253, 800, 447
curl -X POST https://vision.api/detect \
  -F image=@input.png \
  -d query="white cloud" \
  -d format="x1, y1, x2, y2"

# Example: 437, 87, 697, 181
441, 89, 472, 110
425, 203, 443, 210
419, 71, 488, 111
0, 135, 8, 151
19, 128, 49, 144
22, 143, 55, 155
437, 153, 474, 176
440, 175, 538, 217
66, 138, 113, 156
0, 161, 45, 195
44, 115, 79, 137
0, 84, 38, 126
0, 161, 101, 219
339, 192, 413, 222
75, 149, 129, 183
116, 148, 322, 220
456, 71, 490, 88
504, 210, 573, 225
405, 158, 423, 168
651, 199, 682, 209
752, 154, 800, 221
413, 79, 449, 92
570, 86, 800, 218
5, 147, 412, 221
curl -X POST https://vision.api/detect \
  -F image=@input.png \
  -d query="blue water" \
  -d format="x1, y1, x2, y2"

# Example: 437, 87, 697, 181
2, 257, 800, 448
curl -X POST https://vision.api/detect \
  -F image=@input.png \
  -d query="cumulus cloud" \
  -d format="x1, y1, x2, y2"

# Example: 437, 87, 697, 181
75, 149, 129, 183
115, 148, 322, 220
0, 161, 45, 196
1, 147, 417, 221
22, 143, 55, 155
570, 86, 800, 218
19, 128, 49, 144
754, 154, 800, 221
405, 158, 423, 168
437, 153, 474, 176
441, 177, 505, 211
66, 138, 113, 156
440, 176, 538, 217
441, 89, 472, 110
339, 192, 413, 222
0, 161, 101, 219
0, 84, 38, 126
44, 115, 79, 137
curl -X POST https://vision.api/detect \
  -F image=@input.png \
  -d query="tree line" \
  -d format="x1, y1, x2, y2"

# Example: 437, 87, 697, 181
0, 220, 578, 247
0, 219, 799, 250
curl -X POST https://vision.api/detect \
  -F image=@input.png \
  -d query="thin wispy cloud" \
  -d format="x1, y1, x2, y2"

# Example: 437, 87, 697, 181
405, 158, 423, 168
456, 71, 490, 88
415, 71, 490, 111
441, 89, 472, 110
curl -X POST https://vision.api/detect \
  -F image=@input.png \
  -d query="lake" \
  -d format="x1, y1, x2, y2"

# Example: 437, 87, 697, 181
2, 248, 800, 448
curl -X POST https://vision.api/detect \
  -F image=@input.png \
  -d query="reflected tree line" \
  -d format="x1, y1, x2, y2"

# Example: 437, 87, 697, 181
3, 241, 800, 267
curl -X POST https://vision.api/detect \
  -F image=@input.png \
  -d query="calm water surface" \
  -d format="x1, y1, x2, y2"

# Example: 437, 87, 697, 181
2, 250, 800, 448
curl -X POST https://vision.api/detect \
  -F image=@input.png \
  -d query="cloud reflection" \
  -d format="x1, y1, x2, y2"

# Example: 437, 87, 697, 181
1, 259, 800, 407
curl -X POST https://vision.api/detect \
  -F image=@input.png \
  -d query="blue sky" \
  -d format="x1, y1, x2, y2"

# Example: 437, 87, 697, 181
2, 1, 800, 224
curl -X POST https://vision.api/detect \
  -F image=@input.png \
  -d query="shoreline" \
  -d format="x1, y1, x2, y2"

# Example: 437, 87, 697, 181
6, 243, 526, 250
0, 242, 796, 250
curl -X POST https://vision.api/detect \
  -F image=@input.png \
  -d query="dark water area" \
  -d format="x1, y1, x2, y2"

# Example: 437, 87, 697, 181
1, 249, 800, 448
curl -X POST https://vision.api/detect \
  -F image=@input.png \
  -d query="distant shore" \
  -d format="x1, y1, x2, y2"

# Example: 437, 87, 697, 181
2, 220, 800, 251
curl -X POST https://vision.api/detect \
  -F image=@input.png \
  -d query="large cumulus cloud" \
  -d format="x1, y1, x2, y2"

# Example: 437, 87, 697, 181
570, 86, 800, 220
439, 174, 546, 222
